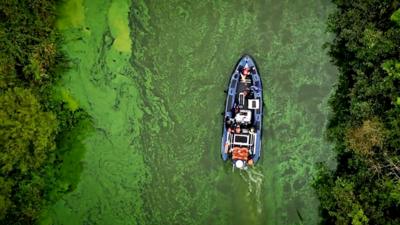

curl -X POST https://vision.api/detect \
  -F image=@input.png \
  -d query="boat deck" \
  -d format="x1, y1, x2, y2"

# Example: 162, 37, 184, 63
236, 76, 253, 110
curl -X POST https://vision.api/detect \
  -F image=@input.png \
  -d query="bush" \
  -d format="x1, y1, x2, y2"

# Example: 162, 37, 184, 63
314, 1, 400, 224
0, 0, 86, 224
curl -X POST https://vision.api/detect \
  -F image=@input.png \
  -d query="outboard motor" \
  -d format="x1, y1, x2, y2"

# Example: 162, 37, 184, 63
234, 160, 247, 169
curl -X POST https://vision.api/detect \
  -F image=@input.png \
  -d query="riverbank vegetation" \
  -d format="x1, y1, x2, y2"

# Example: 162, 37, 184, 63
0, 1, 87, 224
314, 1, 400, 224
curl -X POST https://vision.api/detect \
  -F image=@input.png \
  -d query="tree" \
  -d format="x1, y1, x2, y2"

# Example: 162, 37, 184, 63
391, 9, 400, 26
0, 88, 57, 222
314, 1, 400, 224
0, 1, 85, 223
0, 88, 57, 175
345, 118, 386, 157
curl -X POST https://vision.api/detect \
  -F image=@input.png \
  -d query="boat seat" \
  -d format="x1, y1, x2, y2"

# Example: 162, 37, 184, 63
248, 99, 260, 110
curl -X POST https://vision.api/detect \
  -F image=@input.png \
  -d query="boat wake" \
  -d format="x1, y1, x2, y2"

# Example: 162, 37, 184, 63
239, 167, 264, 214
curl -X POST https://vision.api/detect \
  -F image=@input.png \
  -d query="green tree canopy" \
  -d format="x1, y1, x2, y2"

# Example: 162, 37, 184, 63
0, 88, 57, 175
315, 1, 400, 224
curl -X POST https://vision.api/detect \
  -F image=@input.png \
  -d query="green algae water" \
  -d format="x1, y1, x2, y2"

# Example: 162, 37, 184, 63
42, 0, 337, 224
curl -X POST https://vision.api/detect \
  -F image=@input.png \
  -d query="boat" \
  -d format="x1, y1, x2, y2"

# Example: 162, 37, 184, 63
221, 55, 263, 169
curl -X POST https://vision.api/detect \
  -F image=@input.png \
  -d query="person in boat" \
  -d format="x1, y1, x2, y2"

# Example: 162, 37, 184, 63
238, 66, 248, 81
242, 67, 250, 76
234, 104, 240, 114
247, 158, 254, 166
240, 67, 250, 82
248, 90, 255, 99
227, 127, 234, 133
249, 127, 255, 135
224, 141, 229, 154
235, 125, 241, 133
225, 116, 231, 126
250, 85, 260, 92
231, 102, 237, 115
226, 117, 236, 129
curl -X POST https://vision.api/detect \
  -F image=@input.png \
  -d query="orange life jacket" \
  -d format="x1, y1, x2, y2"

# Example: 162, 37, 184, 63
232, 147, 249, 161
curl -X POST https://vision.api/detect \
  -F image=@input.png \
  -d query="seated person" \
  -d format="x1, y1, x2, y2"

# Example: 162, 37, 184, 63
250, 85, 260, 92
250, 66, 256, 74
240, 67, 250, 81
225, 116, 235, 128
235, 125, 241, 133
242, 67, 250, 76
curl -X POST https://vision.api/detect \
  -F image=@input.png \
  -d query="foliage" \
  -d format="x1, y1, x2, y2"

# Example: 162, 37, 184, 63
0, 88, 57, 174
314, 1, 400, 224
0, 0, 87, 224
391, 8, 400, 26
345, 118, 386, 157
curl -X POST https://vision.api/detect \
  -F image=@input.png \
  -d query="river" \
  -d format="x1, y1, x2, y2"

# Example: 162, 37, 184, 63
40, 0, 336, 224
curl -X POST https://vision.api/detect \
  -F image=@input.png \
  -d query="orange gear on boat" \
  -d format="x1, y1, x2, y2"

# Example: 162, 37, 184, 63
232, 147, 249, 160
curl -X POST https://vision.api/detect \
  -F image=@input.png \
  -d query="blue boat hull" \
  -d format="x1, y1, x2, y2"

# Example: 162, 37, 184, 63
221, 55, 263, 167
